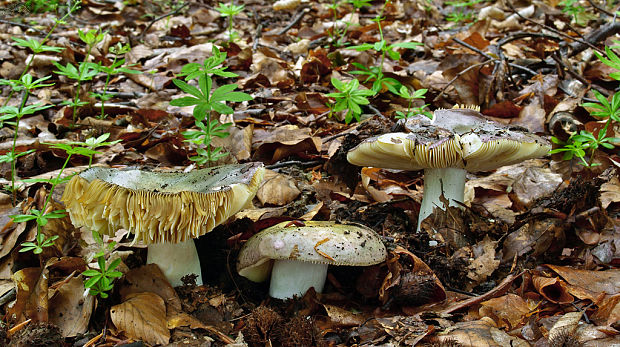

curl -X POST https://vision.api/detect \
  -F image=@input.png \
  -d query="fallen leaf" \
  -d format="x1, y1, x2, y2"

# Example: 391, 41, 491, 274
110, 292, 170, 346
48, 277, 94, 337
479, 294, 530, 329
256, 170, 301, 206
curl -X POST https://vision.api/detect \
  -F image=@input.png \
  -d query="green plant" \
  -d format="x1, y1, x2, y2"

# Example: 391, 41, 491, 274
348, 0, 422, 94
170, 47, 252, 165
11, 140, 101, 255
325, 0, 371, 47
445, 10, 474, 23
82, 230, 122, 298
394, 86, 431, 119
559, 0, 595, 26
0, 74, 54, 202
2, 1, 79, 108
326, 77, 375, 124
18, 231, 60, 254
550, 47, 620, 168
90, 43, 140, 119
215, 2, 244, 42
53, 29, 105, 126
25, 0, 62, 13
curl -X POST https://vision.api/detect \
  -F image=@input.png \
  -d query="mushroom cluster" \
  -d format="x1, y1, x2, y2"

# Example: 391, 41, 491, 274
237, 221, 387, 299
347, 106, 551, 229
62, 162, 265, 286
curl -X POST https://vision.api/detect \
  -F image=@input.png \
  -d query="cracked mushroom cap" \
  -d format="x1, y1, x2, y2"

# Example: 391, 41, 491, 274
237, 221, 387, 282
347, 105, 551, 172
61, 163, 265, 244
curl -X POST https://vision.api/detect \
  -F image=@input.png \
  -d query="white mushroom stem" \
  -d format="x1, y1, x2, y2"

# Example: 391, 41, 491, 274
269, 259, 328, 299
147, 240, 203, 287
417, 167, 466, 231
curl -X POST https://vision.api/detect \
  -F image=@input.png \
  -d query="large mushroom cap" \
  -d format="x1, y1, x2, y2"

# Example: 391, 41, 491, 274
347, 106, 551, 172
237, 221, 387, 283
61, 162, 265, 243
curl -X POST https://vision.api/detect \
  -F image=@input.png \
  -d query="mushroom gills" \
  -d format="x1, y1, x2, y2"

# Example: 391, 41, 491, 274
268, 259, 328, 299
147, 240, 203, 287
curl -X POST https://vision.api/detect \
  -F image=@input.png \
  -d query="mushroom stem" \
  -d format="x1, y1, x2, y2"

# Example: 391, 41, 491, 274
147, 240, 203, 287
269, 259, 328, 299
417, 167, 466, 231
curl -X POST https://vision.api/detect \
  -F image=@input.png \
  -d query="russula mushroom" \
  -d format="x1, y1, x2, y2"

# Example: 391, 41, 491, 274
237, 221, 387, 299
62, 162, 265, 287
347, 105, 551, 230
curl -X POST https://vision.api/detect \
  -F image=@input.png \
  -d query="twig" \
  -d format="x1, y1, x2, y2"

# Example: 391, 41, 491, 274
433, 60, 491, 102
496, 31, 561, 48
275, 6, 311, 36
323, 131, 349, 143
452, 38, 538, 76
139, 2, 190, 42
266, 159, 324, 170
252, 9, 262, 51
7, 319, 31, 337
505, 1, 603, 55
441, 272, 522, 314
568, 21, 620, 57
83, 332, 103, 347
367, 104, 384, 118
0, 19, 48, 36
587, 0, 615, 17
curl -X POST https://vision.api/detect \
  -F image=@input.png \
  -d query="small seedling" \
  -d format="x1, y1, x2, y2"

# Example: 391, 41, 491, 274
326, 77, 375, 124
170, 47, 252, 165
215, 2, 244, 42
82, 230, 123, 298
90, 43, 140, 119
394, 86, 431, 119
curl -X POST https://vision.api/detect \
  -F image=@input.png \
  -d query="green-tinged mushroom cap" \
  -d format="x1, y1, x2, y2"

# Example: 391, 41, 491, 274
62, 162, 265, 286
346, 106, 551, 230
237, 221, 387, 299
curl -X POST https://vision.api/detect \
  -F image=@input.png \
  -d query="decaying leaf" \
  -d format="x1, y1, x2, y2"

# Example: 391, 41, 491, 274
110, 292, 170, 346
48, 277, 94, 337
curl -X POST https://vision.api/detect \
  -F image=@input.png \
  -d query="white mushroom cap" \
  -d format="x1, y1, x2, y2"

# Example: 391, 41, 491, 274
347, 106, 551, 172
237, 221, 387, 283
61, 163, 265, 243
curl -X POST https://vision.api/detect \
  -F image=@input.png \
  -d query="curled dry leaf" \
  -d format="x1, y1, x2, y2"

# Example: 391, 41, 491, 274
532, 275, 574, 304
252, 125, 321, 163
119, 264, 182, 315
110, 292, 170, 346
439, 317, 529, 347
545, 264, 620, 300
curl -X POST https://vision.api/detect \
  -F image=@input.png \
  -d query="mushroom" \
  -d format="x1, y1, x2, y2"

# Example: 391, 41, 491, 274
237, 221, 387, 299
347, 105, 551, 230
62, 162, 265, 287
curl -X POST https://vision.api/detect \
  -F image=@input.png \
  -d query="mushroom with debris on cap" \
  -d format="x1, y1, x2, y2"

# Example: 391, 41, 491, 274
237, 221, 387, 299
347, 105, 551, 230
61, 162, 265, 287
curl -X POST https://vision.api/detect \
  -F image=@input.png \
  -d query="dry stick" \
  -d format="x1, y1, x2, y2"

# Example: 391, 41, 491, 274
83, 332, 103, 347
505, 1, 603, 55
7, 319, 31, 337
252, 9, 263, 51
139, 2, 190, 42
586, 0, 615, 17
452, 38, 538, 76
433, 60, 491, 103
276, 6, 311, 36
496, 31, 561, 48
569, 21, 620, 57
441, 272, 522, 314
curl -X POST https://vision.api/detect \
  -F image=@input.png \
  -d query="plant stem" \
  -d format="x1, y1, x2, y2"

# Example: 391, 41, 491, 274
100, 56, 117, 119
42, 153, 72, 213
10, 90, 30, 205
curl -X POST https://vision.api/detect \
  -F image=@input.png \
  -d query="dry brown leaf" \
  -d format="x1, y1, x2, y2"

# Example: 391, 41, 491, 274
8, 267, 48, 323
322, 304, 366, 327
252, 125, 321, 163
110, 292, 170, 346
439, 317, 529, 347
48, 277, 94, 337
545, 265, 620, 299
466, 237, 500, 290
256, 170, 301, 206
479, 294, 530, 329
600, 177, 620, 209
532, 275, 574, 304
590, 294, 620, 327
119, 264, 182, 315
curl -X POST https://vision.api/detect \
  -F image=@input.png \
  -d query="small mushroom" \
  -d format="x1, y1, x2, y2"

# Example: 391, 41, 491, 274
347, 106, 551, 230
62, 162, 265, 287
237, 221, 387, 299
